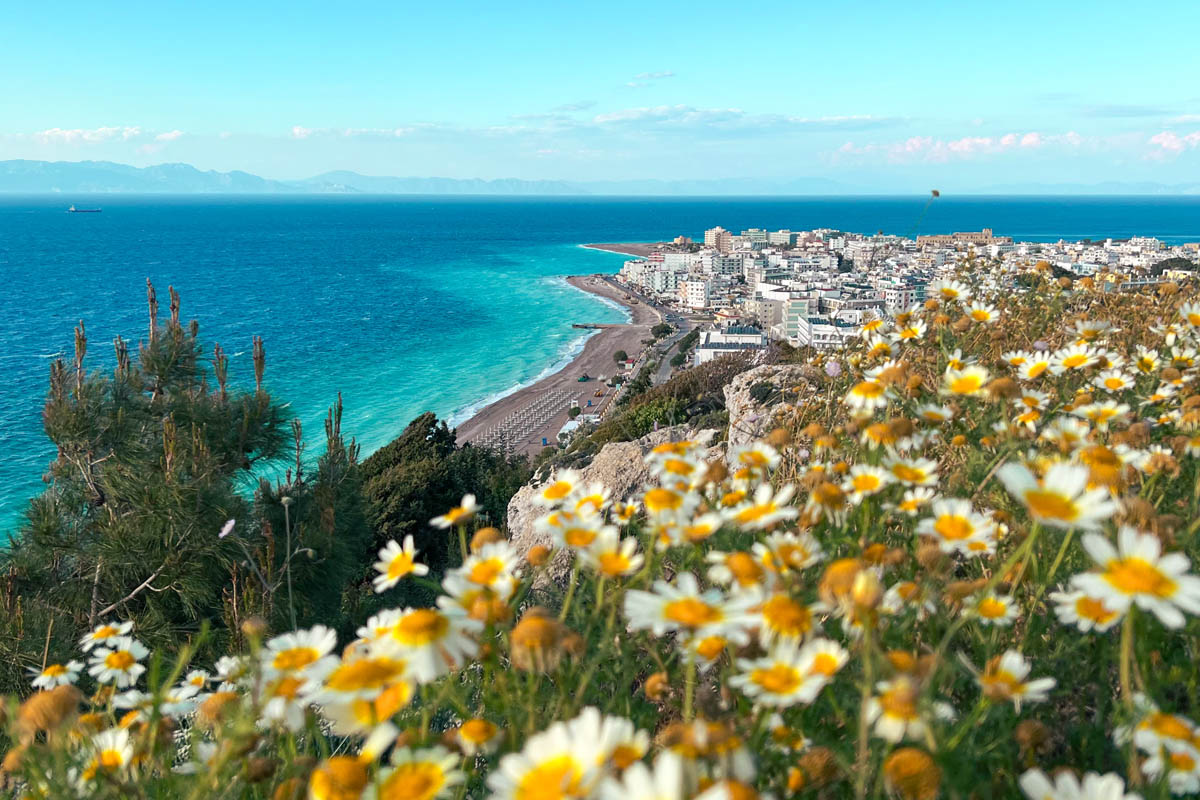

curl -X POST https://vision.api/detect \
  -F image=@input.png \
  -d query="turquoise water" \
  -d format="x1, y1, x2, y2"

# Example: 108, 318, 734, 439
2, 194, 1199, 531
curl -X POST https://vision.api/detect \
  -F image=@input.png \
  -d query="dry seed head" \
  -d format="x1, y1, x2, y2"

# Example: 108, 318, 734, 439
16, 685, 82, 738
644, 671, 670, 701
1015, 719, 1050, 754
526, 545, 551, 567
795, 747, 839, 788
470, 527, 504, 552
883, 747, 942, 800
952, 316, 971, 333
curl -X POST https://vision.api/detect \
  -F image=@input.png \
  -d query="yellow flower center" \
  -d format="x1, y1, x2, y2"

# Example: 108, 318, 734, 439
644, 488, 682, 513
514, 755, 583, 800
880, 685, 919, 720
387, 553, 416, 579
543, 481, 572, 501
663, 597, 721, 629
852, 380, 884, 399
1062, 354, 1089, 368
695, 635, 727, 660
393, 610, 450, 646
933, 514, 973, 541
564, 528, 597, 548
1075, 596, 1119, 624
104, 651, 136, 671
98, 749, 124, 769
42, 664, 68, 677
1103, 558, 1176, 597
598, 552, 633, 576
762, 594, 812, 637
611, 744, 642, 770
310, 756, 369, 800
810, 652, 841, 677
460, 718, 498, 744
469, 558, 506, 584
1026, 362, 1049, 378
977, 598, 1008, 619
751, 664, 803, 695
891, 464, 926, 483
1104, 377, 1124, 390
92, 625, 117, 640
325, 657, 409, 692
380, 762, 446, 800
948, 374, 982, 394
853, 474, 881, 493
272, 647, 319, 672
971, 309, 990, 321
1022, 489, 1078, 522
270, 675, 306, 700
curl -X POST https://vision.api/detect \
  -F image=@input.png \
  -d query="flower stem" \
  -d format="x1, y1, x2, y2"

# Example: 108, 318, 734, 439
559, 561, 581, 622
683, 649, 697, 722
855, 623, 875, 800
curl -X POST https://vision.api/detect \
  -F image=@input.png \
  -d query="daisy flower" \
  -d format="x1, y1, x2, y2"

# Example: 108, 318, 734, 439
487, 710, 609, 800
313, 654, 413, 706
965, 593, 1019, 627
915, 403, 954, 424
376, 746, 464, 800
1002, 350, 1034, 367
1051, 343, 1099, 374
1180, 301, 1200, 329
865, 335, 895, 359
80, 728, 134, 783
730, 639, 830, 707
87, 636, 149, 688
566, 482, 612, 515
726, 483, 798, 530
264, 625, 339, 678
1019, 769, 1141, 800
977, 651, 1055, 711
1072, 526, 1200, 629
753, 592, 821, 644
454, 718, 502, 756
372, 535, 429, 593
30, 660, 83, 689
884, 455, 938, 486
1072, 400, 1130, 430
845, 464, 893, 502
579, 529, 645, 578
79, 620, 134, 652
865, 677, 950, 743
929, 278, 970, 303
534, 469, 583, 507
624, 573, 748, 642
1039, 416, 1091, 451
430, 494, 478, 528
728, 441, 780, 477
965, 301, 999, 324
456, 540, 523, 595
917, 498, 996, 555
942, 365, 990, 396
892, 319, 927, 341
753, 531, 825, 576
997, 462, 1118, 531
891, 487, 937, 516
845, 379, 890, 414
381, 605, 481, 683
1049, 588, 1124, 633
1019, 353, 1053, 381
1142, 742, 1200, 796
859, 317, 888, 337
1093, 369, 1135, 393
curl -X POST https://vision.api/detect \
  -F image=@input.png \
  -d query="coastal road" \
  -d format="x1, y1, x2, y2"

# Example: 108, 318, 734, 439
652, 318, 695, 385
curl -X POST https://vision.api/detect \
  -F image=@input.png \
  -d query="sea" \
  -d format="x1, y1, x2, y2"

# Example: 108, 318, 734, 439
2, 194, 1199, 532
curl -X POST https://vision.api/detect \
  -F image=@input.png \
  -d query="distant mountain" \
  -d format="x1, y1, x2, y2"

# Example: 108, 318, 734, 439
0, 160, 293, 193
4, 159, 1198, 196
0, 159, 861, 196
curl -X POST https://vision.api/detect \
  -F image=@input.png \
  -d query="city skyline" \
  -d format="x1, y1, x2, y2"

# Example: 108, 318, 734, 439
4, 0, 1200, 191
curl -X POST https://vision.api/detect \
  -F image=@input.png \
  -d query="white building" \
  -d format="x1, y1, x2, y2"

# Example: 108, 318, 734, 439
679, 278, 712, 309
694, 325, 769, 365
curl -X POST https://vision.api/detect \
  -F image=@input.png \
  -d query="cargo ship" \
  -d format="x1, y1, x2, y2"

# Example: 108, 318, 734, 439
67, 205, 102, 213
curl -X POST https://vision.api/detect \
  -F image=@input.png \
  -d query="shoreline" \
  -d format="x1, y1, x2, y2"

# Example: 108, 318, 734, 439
454, 273, 661, 455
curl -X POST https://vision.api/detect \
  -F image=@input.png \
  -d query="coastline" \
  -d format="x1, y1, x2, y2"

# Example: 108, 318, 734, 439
454, 273, 660, 455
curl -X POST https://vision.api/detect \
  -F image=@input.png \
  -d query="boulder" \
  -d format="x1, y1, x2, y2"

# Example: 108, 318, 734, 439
724, 363, 817, 450
506, 425, 717, 586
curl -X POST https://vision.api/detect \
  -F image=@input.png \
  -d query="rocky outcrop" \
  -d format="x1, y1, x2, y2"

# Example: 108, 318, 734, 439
723, 363, 819, 450
507, 425, 717, 585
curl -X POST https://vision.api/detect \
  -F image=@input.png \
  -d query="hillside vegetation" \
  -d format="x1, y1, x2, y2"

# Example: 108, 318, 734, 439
2, 267, 1200, 800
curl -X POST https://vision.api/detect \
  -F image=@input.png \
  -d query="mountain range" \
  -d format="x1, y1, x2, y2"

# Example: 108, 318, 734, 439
2, 159, 1199, 196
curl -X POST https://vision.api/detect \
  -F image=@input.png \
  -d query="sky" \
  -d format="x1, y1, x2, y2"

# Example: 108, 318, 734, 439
3, 0, 1200, 191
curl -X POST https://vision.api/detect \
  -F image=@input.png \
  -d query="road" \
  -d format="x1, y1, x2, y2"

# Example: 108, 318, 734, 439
593, 274, 701, 387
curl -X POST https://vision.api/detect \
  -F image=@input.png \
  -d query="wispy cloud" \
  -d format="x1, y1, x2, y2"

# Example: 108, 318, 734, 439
34, 126, 142, 144
1081, 104, 1172, 118
835, 130, 1085, 163
592, 105, 900, 133
626, 70, 675, 88
154, 130, 184, 142
552, 101, 595, 112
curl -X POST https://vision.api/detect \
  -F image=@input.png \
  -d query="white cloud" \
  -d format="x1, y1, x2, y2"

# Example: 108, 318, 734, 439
835, 130, 1085, 163
592, 105, 897, 133
154, 130, 184, 142
291, 125, 313, 139
632, 70, 674, 81
1147, 130, 1200, 157
34, 126, 142, 144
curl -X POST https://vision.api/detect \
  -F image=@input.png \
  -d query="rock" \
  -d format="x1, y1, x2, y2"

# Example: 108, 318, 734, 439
724, 364, 816, 450
506, 424, 718, 586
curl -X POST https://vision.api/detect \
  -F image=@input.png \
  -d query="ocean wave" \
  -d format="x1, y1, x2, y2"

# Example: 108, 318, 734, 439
549, 274, 633, 324
445, 328, 598, 428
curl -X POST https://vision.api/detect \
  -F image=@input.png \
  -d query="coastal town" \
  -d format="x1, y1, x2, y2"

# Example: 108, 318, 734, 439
458, 224, 1200, 456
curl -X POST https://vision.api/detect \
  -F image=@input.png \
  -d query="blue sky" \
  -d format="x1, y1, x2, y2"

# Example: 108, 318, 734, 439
3, 0, 1199, 189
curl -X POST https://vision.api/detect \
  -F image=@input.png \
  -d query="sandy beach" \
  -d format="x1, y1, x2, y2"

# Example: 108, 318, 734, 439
455, 274, 661, 455
583, 242, 664, 258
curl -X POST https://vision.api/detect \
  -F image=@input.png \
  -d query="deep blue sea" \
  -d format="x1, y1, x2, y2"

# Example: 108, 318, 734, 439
2, 194, 1199, 532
